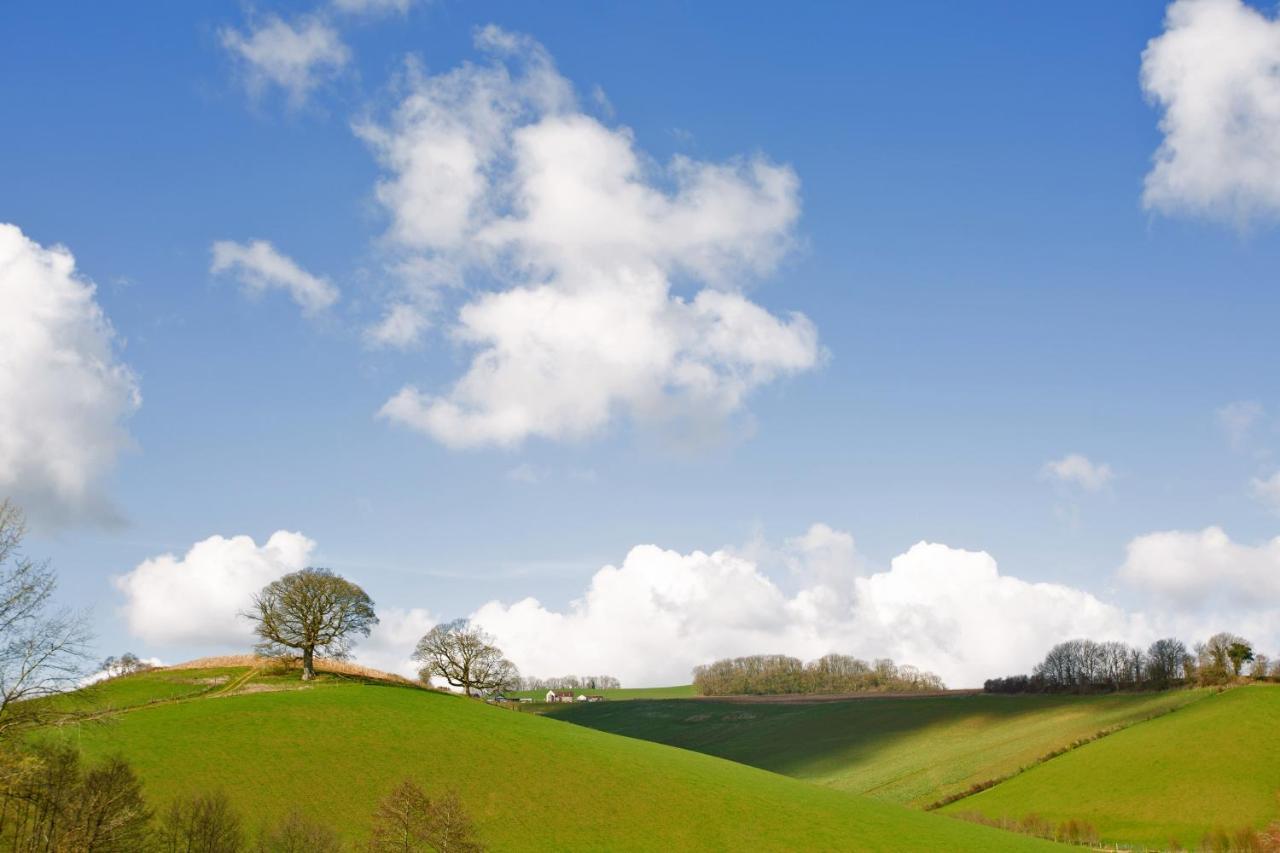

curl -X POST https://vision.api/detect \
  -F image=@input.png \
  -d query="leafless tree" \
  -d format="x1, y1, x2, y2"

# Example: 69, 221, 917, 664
247, 568, 378, 680
255, 809, 341, 853
517, 675, 621, 691
369, 779, 483, 852
369, 779, 433, 852
0, 499, 92, 738
156, 790, 244, 853
694, 653, 943, 696
425, 790, 482, 853
1197, 632, 1247, 684
0, 746, 150, 852
99, 652, 153, 679
1145, 638, 1188, 687
70, 755, 153, 851
413, 620, 518, 697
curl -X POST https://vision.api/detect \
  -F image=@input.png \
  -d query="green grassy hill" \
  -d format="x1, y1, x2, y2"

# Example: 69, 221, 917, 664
42, 665, 1053, 851
938, 685, 1280, 849
550, 689, 1206, 808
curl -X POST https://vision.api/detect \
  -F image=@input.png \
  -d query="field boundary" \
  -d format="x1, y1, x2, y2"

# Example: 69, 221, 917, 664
688, 688, 983, 704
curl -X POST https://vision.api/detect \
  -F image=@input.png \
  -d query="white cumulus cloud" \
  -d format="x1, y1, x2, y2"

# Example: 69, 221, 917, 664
1142, 0, 1280, 223
1119, 525, 1280, 606
210, 240, 338, 315
360, 27, 820, 447
115, 530, 316, 647
0, 223, 140, 526
220, 14, 349, 106
471, 525, 1145, 688
365, 303, 429, 349
115, 529, 431, 676
1041, 453, 1114, 491
354, 607, 437, 677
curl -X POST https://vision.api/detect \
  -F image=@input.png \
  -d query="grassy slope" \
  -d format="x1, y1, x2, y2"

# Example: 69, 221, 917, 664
551, 690, 1206, 808
939, 685, 1280, 849
56, 667, 247, 711
49, 668, 1052, 852
509, 685, 696, 701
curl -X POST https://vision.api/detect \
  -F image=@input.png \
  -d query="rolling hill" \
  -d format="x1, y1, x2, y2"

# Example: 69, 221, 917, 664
549, 689, 1207, 808
938, 685, 1280, 849
39, 663, 1055, 851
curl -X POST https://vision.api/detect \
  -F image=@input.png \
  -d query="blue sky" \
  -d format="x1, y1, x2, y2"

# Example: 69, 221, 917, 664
3, 0, 1279, 685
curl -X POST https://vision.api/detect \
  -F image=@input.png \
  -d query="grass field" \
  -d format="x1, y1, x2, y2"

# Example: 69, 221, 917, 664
551, 689, 1208, 808
939, 685, 1280, 849
41, 666, 1054, 851
509, 684, 697, 701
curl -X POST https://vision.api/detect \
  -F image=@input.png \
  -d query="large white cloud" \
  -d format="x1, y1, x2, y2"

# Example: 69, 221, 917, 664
1120, 525, 1280, 606
114, 531, 316, 647
115, 530, 434, 676
360, 27, 821, 447
210, 240, 338, 315
352, 607, 437, 678
0, 223, 140, 526
1141, 0, 1280, 222
471, 526, 1147, 688
116, 523, 1280, 687
220, 14, 349, 107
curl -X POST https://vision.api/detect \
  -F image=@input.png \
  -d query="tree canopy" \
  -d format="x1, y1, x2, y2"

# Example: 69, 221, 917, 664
248, 568, 378, 680
413, 620, 519, 696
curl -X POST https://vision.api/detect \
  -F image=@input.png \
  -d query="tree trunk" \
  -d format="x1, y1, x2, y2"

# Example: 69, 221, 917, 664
302, 646, 315, 680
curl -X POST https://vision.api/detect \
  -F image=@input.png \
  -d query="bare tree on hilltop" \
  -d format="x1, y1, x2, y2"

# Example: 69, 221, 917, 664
247, 568, 378, 680
413, 620, 519, 697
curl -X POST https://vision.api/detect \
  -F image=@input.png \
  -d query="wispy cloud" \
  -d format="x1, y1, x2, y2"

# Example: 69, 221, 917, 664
211, 239, 339, 315
1041, 454, 1114, 491
220, 14, 349, 107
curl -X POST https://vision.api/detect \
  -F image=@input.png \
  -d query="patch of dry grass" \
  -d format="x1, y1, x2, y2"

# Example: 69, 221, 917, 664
164, 655, 414, 686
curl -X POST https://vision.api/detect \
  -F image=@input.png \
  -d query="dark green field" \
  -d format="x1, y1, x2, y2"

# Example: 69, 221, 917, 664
43, 665, 1054, 851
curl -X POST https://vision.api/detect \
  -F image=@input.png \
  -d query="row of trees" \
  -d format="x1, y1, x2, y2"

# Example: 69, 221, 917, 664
516, 675, 621, 691
0, 743, 482, 852
693, 653, 945, 696
985, 633, 1276, 694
